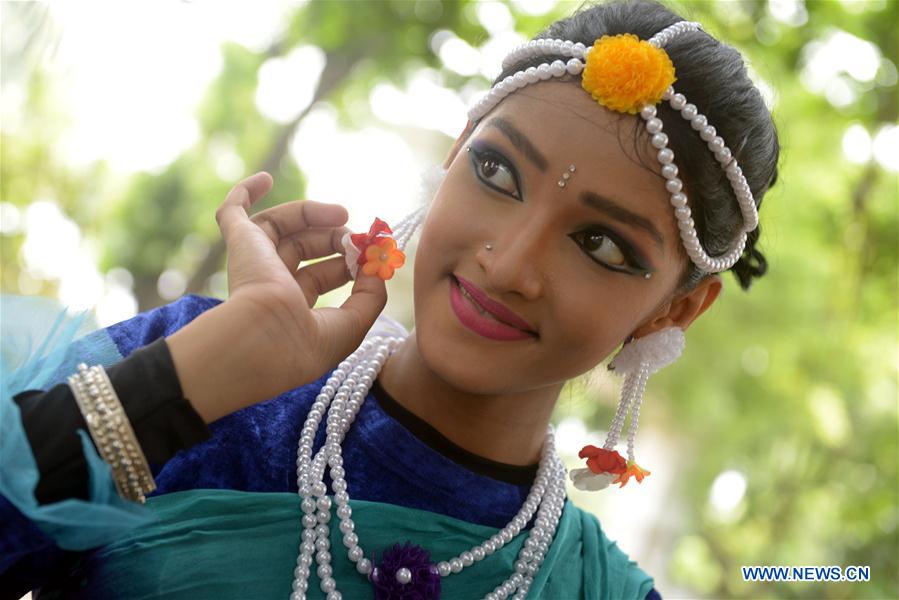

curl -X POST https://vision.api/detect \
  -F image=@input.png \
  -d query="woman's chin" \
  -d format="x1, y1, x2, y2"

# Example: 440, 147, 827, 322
414, 323, 516, 396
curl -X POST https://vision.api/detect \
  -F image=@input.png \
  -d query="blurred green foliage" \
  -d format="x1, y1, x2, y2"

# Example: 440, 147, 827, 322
1, 1, 896, 598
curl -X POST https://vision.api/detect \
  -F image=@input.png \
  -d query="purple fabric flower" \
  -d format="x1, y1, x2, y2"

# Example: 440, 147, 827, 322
369, 541, 442, 599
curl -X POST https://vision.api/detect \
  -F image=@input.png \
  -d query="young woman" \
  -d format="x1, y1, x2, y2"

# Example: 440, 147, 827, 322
1, 0, 779, 598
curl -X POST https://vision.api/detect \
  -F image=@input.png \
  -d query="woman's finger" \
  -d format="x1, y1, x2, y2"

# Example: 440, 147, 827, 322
277, 226, 351, 272
330, 268, 388, 359
294, 255, 352, 307
250, 200, 349, 246
215, 172, 274, 246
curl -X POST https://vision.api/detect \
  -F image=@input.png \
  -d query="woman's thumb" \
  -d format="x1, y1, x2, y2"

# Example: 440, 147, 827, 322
338, 270, 388, 345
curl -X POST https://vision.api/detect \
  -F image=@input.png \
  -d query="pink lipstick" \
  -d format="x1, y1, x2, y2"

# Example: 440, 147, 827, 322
449, 274, 536, 342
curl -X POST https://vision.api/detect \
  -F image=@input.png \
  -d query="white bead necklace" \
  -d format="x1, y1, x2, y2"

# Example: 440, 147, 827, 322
288, 334, 568, 600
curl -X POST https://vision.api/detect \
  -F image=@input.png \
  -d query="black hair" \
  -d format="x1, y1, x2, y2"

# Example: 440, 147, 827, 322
476, 0, 780, 291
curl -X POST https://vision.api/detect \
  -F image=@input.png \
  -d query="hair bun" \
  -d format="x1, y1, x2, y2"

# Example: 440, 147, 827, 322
732, 226, 767, 290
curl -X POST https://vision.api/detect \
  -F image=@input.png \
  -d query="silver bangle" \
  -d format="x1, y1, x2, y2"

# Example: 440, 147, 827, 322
68, 363, 156, 503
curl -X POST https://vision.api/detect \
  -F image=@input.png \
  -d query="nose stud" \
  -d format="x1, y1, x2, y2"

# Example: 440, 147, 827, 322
557, 164, 576, 188
485, 243, 493, 251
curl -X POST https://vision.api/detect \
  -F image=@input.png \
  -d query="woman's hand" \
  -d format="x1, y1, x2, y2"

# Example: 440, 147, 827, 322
167, 172, 388, 422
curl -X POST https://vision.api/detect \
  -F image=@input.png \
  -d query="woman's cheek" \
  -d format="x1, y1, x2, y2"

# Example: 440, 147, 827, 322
553, 283, 631, 370
428, 185, 496, 249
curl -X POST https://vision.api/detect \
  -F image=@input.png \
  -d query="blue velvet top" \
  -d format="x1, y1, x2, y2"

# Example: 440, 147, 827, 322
1, 293, 660, 599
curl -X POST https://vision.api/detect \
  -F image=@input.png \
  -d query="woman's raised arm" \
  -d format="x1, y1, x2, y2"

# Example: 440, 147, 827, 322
0, 172, 391, 592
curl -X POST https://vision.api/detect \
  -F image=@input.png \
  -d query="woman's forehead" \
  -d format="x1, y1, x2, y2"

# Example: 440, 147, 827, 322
475, 83, 653, 174
470, 82, 678, 247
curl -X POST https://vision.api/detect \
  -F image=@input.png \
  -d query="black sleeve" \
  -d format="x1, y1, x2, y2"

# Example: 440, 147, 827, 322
12, 337, 211, 505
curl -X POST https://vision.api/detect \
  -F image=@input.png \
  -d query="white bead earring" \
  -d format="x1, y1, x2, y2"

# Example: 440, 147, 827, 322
569, 327, 685, 491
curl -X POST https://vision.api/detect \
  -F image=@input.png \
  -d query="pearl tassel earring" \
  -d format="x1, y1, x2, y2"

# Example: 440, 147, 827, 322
569, 327, 685, 491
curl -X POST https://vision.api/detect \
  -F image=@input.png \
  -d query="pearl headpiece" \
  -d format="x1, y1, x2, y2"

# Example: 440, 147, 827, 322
467, 21, 759, 274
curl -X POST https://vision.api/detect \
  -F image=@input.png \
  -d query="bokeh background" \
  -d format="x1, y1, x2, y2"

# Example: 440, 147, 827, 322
2, 1, 896, 598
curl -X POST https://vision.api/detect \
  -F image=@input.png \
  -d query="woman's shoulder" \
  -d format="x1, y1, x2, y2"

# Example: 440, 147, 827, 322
105, 293, 223, 357
107, 294, 404, 357
560, 498, 658, 599
147, 304, 410, 496
0, 292, 212, 395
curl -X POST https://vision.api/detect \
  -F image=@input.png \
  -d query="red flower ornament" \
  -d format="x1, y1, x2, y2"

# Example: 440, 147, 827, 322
579, 445, 627, 475
350, 217, 393, 266
569, 445, 650, 491
341, 217, 406, 281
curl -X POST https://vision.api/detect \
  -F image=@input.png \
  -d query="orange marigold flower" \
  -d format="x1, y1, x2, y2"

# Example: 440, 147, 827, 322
581, 33, 676, 115
578, 444, 627, 475
611, 460, 651, 488
362, 237, 405, 280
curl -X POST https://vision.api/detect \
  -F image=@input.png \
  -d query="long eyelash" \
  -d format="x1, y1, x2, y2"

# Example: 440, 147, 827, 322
468, 143, 522, 199
574, 228, 651, 276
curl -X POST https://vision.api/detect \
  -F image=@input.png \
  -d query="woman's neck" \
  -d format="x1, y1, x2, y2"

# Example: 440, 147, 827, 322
377, 330, 562, 467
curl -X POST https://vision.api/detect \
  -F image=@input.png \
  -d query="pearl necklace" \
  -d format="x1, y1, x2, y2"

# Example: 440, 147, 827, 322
288, 334, 568, 600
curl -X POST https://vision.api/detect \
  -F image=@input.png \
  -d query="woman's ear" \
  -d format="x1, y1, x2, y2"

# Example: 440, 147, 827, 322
443, 120, 476, 169
631, 274, 723, 338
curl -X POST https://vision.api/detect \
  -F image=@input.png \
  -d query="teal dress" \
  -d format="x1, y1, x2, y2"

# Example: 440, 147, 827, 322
0, 293, 656, 599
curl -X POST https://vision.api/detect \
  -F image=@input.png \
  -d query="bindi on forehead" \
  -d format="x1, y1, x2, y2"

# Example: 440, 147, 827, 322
476, 112, 667, 251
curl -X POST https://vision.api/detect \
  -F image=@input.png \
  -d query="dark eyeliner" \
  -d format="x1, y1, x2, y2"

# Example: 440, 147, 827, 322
467, 141, 523, 199
572, 226, 652, 276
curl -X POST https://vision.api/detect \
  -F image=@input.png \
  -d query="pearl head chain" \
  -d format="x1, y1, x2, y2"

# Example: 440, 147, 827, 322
467, 21, 760, 274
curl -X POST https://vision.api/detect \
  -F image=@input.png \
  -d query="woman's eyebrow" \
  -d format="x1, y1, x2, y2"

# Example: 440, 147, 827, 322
482, 116, 665, 250
581, 191, 665, 249
483, 117, 549, 172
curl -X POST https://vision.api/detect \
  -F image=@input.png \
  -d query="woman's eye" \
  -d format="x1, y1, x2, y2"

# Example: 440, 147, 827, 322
572, 230, 635, 272
469, 148, 520, 199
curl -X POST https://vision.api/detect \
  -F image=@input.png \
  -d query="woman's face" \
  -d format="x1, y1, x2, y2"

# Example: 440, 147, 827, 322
411, 81, 689, 395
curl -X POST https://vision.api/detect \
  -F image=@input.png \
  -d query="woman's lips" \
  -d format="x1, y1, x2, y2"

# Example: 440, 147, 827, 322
449, 274, 537, 342
454, 274, 536, 332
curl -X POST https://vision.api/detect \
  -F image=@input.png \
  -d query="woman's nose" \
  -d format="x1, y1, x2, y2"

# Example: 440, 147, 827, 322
476, 220, 549, 301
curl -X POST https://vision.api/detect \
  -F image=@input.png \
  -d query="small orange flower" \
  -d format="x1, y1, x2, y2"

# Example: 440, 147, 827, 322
611, 460, 651, 488
362, 237, 405, 280
351, 217, 393, 255
578, 445, 627, 475
581, 33, 676, 114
